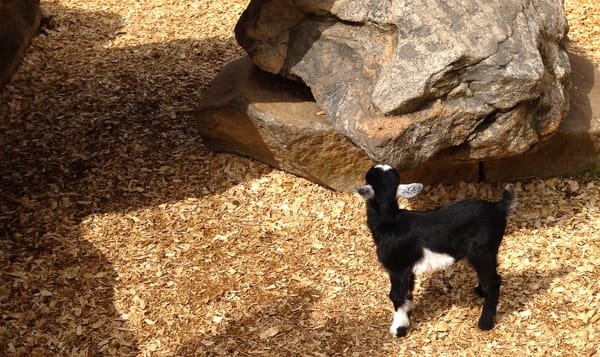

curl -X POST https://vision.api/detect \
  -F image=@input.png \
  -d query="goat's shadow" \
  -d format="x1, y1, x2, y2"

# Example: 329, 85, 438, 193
175, 284, 389, 356
175, 230, 390, 355
406, 263, 572, 332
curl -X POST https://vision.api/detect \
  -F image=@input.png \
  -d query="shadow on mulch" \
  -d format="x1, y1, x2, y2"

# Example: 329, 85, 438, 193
409, 262, 572, 333
0, 3, 266, 355
174, 267, 572, 354
176, 286, 388, 356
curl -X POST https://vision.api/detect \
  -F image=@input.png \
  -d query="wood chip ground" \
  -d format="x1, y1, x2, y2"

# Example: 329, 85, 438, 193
1, 0, 599, 356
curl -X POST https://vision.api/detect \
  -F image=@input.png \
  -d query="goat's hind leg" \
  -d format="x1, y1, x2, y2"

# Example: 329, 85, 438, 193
388, 270, 415, 337
469, 255, 502, 330
474, 283, 487, 298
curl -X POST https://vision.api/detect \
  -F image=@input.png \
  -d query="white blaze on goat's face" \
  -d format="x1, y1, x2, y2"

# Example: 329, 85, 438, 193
412, 248, 456, 273
375, 164, 394, 171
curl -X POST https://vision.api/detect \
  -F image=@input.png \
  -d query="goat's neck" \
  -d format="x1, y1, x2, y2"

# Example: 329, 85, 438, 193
367, 199, 400, 218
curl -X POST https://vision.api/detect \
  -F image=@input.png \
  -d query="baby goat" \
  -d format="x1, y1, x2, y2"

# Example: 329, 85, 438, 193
356, 164, 516, 337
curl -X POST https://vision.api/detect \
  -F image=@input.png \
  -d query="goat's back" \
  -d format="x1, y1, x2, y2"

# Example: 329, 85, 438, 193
402, 199, 508, 258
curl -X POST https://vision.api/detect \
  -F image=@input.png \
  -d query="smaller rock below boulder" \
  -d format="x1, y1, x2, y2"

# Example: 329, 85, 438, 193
0, 0, 42, 87
194, 56, 375, 192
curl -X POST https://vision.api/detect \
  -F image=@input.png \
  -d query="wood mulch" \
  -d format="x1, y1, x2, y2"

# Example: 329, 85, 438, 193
0, 0, 598, 355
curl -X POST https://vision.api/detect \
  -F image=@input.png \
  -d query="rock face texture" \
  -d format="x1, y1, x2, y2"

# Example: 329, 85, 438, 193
484, 54, 600, 182
235, 0, 571, 169
196, 54, 599, 191
0, 0, 42, 87
195, 57, 375, 192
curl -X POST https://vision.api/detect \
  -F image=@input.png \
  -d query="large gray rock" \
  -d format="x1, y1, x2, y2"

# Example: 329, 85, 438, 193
196, 54, 600, 190
235, 0, 571, 169
195, 57, 481, 191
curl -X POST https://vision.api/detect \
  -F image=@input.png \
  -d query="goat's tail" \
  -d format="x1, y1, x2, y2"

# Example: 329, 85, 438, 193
500, 184, 517, 216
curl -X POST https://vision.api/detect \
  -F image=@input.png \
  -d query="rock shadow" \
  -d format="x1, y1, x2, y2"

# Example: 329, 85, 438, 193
0, 3, 268, 355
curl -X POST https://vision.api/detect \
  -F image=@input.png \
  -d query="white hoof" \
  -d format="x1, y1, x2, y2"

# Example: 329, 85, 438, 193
389, 301, 412, 336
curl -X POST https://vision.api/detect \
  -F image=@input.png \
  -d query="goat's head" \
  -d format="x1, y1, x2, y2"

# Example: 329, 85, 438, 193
356, 164, 423, 201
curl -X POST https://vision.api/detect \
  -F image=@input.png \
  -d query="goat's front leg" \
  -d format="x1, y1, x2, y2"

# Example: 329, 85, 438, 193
388, 269, 415, 337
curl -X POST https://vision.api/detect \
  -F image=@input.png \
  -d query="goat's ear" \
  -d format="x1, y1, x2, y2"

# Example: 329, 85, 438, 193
355, 185, 375, 200
396, 183, 423, 199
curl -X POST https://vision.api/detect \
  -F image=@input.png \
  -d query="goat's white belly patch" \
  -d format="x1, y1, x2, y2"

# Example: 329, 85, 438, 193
413, 248, 455, 273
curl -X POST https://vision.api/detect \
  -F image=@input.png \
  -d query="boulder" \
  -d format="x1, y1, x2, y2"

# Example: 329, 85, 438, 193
0, 0, 42, 87
235, 0, 571, 169
195, 54, 600, 191
195, 57, 480, 191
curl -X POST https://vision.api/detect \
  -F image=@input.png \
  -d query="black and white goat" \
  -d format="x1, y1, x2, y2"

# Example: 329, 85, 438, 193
356, 164, 516, 337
